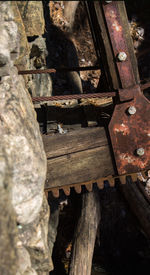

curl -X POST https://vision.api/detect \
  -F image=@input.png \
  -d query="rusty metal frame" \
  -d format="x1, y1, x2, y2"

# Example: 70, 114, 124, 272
99, 1, 150, 175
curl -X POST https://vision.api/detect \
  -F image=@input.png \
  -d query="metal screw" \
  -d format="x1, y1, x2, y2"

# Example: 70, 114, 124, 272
117, 52, 127, 62
136, 148, 145, 156
128, 106, 136, 115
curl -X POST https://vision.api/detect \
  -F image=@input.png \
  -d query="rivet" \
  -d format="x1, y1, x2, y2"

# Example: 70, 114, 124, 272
136, 148, 145, 156
117, 52, 127, 62
128, 106, 136, 115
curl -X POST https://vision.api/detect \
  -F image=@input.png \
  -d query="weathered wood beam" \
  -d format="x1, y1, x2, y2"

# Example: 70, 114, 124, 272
42, 127, 114, 190
69, 190, 101, 275
43, 127, 109, 159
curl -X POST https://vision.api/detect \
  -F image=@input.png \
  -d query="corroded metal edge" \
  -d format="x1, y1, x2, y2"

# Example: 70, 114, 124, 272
45, 170, 148, 197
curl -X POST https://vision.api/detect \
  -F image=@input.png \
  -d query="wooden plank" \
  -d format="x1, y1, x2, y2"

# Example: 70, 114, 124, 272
42, 127, 108, 159
45, 144, 114, 190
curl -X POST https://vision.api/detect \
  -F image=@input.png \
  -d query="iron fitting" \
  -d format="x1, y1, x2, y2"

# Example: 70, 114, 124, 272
136, 148, 145, 156
128, 106, 136, 115
117, 52, 127, 62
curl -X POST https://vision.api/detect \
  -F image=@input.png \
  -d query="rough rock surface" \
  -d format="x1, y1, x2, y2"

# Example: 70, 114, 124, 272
10, 1, 29, 68
11, 1, 52, 97
19, 195, 53, 273
0, 1, 52, 274
27, 36, 52, 97
0, 171, 18, 275
16, 1, 45, 37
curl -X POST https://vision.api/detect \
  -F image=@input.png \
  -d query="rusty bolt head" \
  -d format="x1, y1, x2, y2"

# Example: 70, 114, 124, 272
117, 52, 127, 62
136, 148, 145, 156
128, 106, 136, 115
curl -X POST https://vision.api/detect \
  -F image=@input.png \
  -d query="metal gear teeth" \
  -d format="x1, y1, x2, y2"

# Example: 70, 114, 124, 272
63, 186, 71, 196
74, 185, 82, 194
49, 170, 148, 197
52, 188, 60, 198
106, 176, 115, 187
85, 182, 93, 191
97, 179, 104, 189
119, 175, 126, 185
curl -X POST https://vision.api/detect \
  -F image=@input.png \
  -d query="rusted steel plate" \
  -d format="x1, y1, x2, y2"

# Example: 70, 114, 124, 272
102, 1, 136, 89
109, 86, 150, 175
118, 85, 135, 101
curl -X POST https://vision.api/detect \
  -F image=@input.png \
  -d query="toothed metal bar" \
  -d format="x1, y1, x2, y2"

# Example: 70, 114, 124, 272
45, 171, 148, 197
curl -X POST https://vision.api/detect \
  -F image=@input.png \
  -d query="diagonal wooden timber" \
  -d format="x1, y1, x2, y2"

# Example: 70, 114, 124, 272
43, 126, 114, 191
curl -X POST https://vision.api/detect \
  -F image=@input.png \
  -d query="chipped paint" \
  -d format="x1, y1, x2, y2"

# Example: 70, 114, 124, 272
120, 153, 135, 164
119, 153, 146, 169
112, 21, 122, 32
114, 123, 130, 135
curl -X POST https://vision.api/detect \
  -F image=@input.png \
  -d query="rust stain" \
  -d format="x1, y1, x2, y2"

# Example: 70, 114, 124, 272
103, 2, 136, 88
109, 86, 150, 175
114, 123, 130, 135
112, 21, 122, 32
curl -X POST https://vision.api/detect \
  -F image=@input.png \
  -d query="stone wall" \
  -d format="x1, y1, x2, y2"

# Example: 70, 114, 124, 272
0, 1, 53, 274
11, 1, 52, 97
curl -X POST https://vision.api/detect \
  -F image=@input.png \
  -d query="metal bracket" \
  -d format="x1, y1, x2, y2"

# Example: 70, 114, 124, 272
100, 1, 150, 175
109, 85, 150, 175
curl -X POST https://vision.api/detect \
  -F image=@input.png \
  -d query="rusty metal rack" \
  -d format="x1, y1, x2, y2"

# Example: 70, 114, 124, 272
18, 1, 150, 195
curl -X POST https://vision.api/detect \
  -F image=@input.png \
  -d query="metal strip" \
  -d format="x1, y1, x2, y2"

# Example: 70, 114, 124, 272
18, 66, 101, 75
102, 1, 137, 89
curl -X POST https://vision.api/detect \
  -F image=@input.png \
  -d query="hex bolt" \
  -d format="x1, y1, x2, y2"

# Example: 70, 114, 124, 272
136, 147, 145, 156
117, 52, 127, 62
128, 106, 136, 115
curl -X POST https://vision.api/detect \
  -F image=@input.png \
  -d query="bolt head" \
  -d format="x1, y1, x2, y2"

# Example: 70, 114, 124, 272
136, 148, 145, 156
128, 106, 136, 115
117, 52, 127, 62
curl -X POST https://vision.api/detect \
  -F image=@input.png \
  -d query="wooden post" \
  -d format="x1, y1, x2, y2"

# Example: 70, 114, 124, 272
119, 178, 150, 238
69, 190, 101, 275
